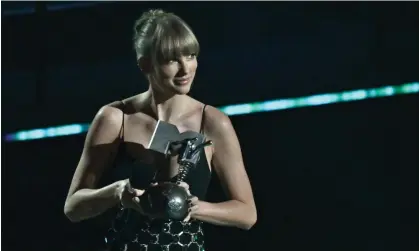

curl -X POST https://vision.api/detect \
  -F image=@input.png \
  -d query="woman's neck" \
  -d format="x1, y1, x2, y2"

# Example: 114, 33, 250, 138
146, 87, 190, 123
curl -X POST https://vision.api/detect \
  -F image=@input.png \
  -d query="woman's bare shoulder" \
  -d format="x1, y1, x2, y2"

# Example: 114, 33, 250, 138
200, 105, 235, 136
97, 95, 148, 130
203, 105, 229, 123
120, 93, 150, 114
92, 102, 125, 133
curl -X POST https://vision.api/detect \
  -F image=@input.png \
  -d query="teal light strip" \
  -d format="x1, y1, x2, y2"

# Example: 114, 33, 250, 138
5, 124, 91, 142
5, 82, 419, 142
219, 82, 419, 116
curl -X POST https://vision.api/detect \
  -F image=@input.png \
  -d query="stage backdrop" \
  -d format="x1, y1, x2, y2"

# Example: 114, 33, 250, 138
2, 2, 419, 132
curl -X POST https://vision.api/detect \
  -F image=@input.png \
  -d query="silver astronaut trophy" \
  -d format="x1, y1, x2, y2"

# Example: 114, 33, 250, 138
140, 120, 212, 220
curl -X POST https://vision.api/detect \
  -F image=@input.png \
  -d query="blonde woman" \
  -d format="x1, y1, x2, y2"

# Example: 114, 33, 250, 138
64, 9, 257, 251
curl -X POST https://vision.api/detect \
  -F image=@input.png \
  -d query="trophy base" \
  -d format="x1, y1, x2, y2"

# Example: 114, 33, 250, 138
141, 182, 190, 221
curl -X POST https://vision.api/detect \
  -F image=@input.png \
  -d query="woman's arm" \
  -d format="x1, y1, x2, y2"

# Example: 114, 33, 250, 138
64, 104, 124, 222
192, 106, 257, 230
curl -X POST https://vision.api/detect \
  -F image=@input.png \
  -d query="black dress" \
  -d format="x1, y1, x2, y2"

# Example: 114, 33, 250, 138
99, 105, 211, 251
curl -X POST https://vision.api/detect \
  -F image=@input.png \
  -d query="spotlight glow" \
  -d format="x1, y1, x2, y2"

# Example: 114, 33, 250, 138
4, 82, 419, 142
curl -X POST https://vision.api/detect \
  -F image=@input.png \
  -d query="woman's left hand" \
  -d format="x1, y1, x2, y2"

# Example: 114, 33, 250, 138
177, 181, 199, 222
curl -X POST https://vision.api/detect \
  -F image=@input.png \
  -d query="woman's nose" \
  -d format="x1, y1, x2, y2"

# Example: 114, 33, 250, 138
178, 60, 189, 74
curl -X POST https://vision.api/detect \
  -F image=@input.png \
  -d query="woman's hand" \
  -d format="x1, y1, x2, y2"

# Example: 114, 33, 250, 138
117, 180, 163, 219
177, 181, 200, 222
116, 179, 145, 213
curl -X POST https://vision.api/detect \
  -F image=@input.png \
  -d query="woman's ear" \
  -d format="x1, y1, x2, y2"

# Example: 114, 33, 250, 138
138, 57, 152, 74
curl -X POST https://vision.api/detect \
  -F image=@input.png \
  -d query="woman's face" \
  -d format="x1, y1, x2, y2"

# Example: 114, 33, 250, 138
150, 54, 198, 96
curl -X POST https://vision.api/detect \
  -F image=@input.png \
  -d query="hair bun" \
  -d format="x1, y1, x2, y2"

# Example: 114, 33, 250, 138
147, 9, 166, 17
133, 9, 167, 34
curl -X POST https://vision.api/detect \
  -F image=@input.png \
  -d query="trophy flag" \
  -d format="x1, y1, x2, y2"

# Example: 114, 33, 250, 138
147, 120, 206, 156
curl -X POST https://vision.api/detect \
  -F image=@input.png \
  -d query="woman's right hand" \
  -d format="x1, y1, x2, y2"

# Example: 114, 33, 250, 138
115, 179, 146, 213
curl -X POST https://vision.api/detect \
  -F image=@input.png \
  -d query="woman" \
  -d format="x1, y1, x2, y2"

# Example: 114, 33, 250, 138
64, 9, 257, 251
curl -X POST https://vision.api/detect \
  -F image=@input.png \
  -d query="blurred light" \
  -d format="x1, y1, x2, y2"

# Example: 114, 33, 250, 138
2, 7, 36, 16
4, 82, 419, 142
5, 124, 90, 142
46, 2, 103, 11
2, 2, 113, 17
219, 82, 418, 115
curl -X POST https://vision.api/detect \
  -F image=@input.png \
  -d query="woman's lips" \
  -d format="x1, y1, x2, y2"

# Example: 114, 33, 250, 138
174, 77, 191, 85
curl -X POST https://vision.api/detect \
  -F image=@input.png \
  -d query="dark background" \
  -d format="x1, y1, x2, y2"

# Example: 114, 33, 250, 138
2, 2, 418, 251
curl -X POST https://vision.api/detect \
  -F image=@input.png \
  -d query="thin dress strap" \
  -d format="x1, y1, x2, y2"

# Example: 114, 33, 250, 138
200, 104, 207, 134
119, 100, 125, 141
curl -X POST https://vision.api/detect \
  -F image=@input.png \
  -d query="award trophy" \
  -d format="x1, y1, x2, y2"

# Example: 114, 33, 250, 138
140, 120, 212, 220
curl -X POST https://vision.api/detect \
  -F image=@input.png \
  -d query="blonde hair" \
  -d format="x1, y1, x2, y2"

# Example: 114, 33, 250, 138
133, 9, 200, 65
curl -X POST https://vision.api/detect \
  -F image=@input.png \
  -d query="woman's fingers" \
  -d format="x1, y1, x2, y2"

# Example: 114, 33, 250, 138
188, 197, 199, 212
183, 213, 191, 222
183, 197, 199, 222
189, 204, 199, 213
177, 181, 190, 190
133, 188, 145, 197
183, 205, 199, 222
188, 196, 198, 205
130, 195, 148, 215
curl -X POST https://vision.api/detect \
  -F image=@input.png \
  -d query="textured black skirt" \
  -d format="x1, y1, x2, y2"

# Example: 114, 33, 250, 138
105, 209, 205, 251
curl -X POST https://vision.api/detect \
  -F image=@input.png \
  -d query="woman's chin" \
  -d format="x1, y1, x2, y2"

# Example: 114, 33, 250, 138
172, 84, 192, 95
